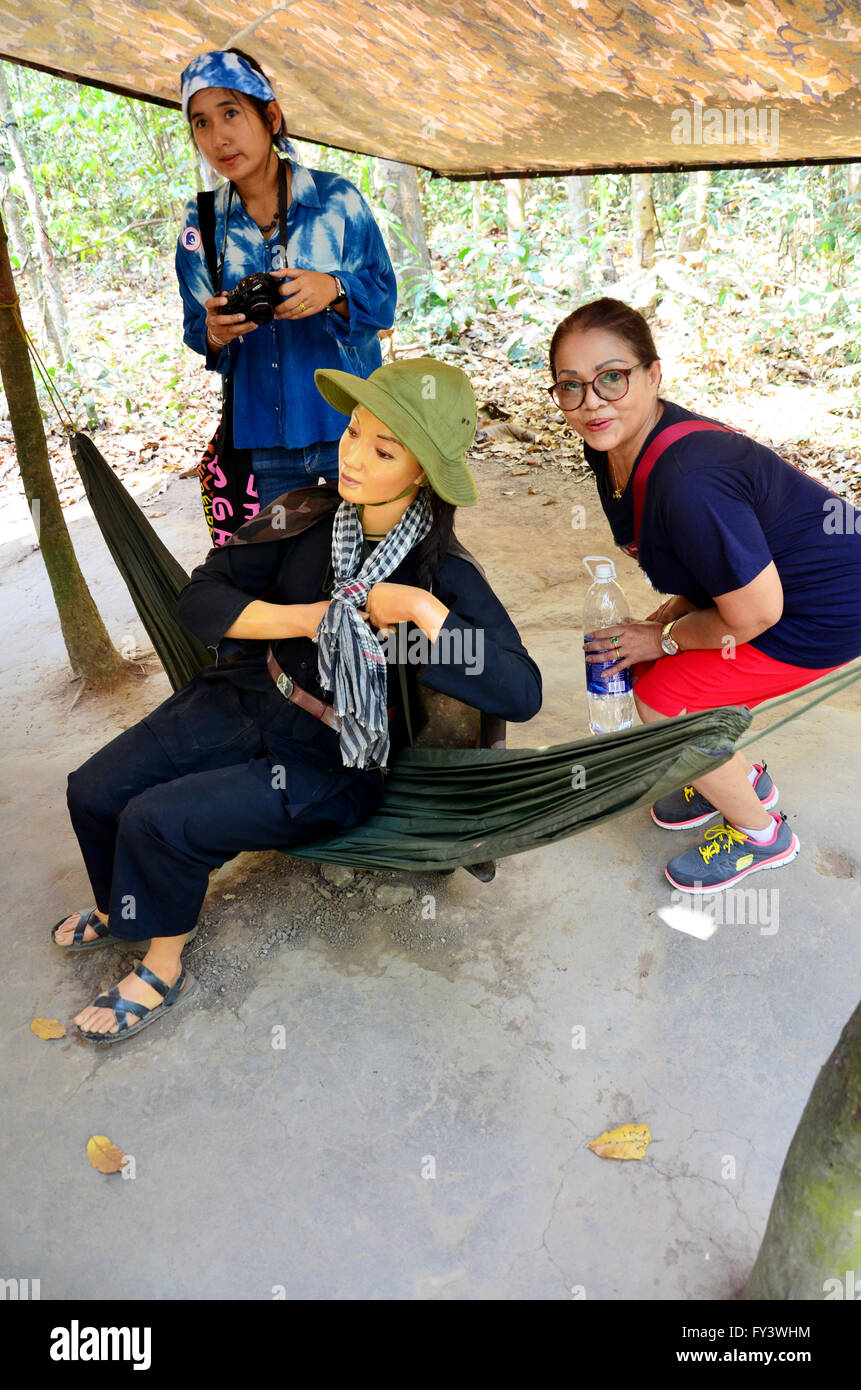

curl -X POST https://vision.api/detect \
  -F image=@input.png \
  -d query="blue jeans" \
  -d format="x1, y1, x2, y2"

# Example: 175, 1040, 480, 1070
251, 440, 340, 507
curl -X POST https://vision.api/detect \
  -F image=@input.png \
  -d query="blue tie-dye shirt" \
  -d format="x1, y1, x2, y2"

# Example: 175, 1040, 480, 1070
175, 158, 397, 449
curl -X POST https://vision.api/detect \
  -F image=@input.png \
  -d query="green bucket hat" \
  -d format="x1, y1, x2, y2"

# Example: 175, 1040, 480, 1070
314, 357, 479, 507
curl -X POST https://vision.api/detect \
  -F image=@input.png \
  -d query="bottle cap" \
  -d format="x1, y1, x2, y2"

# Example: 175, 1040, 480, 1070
584, 555, 616, 582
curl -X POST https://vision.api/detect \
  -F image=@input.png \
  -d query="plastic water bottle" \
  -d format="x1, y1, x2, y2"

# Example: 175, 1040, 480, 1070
583, 555, 635, 734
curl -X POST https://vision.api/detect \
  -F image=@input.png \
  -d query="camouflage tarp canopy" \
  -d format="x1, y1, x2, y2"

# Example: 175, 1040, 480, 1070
1, 1, 859, 176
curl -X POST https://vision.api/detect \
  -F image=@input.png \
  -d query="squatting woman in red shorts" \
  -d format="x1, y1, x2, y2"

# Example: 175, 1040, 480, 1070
548, 297, 861, 893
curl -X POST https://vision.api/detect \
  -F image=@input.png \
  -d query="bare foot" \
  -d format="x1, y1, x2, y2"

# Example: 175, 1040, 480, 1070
74, 953, 182, 1037
53, 909, 109, 946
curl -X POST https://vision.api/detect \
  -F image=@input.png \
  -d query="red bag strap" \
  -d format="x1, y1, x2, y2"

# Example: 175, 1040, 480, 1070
624, 421, 734, 556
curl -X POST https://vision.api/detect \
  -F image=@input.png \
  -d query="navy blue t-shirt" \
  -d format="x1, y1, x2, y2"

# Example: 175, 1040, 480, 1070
584, 399, 861, 668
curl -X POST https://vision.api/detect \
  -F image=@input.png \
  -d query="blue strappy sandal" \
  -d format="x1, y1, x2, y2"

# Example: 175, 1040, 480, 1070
50, 907, 147, 953
51, 908, 197, 953
75, 961, 198, 1046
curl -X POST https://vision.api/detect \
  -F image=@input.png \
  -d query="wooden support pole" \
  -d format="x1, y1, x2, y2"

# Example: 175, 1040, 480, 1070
0, 210, 126, 685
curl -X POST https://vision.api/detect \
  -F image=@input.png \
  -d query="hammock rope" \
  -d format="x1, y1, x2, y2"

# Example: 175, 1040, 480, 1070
18, 356, 854, 873
64, 430, 861, 869
734, 659, 861, 747
9, 274, 858, 873
5, 296, 78, 434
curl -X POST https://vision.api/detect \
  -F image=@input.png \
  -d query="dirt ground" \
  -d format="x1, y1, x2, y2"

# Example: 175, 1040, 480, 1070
0, 442, 596, 994
2, 439, 859, 1301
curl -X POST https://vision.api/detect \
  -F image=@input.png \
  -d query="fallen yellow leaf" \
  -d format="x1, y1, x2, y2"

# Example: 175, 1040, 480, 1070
587, 1123, 652, 1161
30, 1017, 66, 1039
86, 1135, 126, 1174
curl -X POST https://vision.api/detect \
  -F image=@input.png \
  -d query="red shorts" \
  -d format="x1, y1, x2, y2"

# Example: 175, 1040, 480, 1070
632, 644, 844, 717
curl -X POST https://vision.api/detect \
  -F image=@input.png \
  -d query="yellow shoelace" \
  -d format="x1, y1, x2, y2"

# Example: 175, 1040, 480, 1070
683, 785, 695, 802
698, 823, 747, 864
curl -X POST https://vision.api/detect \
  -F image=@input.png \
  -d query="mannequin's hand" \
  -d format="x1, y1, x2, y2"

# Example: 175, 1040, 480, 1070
302, 600, 331, 639
362, 583, 449, 642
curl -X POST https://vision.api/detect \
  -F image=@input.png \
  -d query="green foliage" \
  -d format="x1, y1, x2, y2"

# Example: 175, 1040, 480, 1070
2, 63, 199, 273
2, 56, 859, 399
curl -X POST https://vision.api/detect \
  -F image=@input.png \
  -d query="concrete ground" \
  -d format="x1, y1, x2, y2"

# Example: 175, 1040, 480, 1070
1, 454, 859, 1300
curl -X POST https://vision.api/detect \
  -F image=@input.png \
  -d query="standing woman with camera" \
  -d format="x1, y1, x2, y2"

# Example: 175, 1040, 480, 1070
175, 48, 397, 532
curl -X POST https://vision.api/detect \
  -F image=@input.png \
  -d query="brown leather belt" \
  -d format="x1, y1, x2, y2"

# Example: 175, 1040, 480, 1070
266, 644, 395, 731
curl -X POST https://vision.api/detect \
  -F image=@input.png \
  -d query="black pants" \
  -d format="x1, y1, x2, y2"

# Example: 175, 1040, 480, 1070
65, 676, 383, 940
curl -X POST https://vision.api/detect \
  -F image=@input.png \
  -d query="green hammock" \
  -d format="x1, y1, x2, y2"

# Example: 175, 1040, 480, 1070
70, 432, 211, 690
289, 707, 751, 870
70, 431, 860, 872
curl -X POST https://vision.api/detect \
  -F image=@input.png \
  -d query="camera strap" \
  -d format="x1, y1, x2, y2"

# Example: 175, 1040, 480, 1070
218, 186, 234, 294
198, 155, 291, 295
275, 155, 288, 270
196, 189, 218, 291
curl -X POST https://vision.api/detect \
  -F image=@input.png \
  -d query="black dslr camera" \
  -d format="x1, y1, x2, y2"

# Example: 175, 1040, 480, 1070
222, 272, 282, 326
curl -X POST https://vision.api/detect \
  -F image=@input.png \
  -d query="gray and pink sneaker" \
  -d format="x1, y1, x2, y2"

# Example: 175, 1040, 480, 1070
651, 762, 778, 830
665, 812, 799, 892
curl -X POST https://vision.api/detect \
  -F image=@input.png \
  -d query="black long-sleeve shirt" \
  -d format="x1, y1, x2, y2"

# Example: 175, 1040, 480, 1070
176, 514, 542, 765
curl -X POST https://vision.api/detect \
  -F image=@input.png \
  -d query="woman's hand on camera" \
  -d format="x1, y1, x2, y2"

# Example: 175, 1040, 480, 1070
272, 268, 340, 319
204, 293, 258, 349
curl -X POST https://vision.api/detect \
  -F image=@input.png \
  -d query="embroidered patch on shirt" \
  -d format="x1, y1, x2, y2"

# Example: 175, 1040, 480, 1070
180, 225, 202, 253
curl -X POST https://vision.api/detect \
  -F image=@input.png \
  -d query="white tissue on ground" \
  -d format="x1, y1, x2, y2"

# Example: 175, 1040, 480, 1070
657, 903, 717, 940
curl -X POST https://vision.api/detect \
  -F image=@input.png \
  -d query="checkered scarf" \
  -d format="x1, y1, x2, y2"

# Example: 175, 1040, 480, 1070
316, 491, 433, 769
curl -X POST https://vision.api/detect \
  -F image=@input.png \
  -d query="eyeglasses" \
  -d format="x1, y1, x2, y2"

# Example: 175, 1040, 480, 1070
547, 364, 648, 412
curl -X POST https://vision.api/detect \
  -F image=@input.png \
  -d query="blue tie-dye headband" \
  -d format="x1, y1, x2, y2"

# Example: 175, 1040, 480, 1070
180, 50, 297, 158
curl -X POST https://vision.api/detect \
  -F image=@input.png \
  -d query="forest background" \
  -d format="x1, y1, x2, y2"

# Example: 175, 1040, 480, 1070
1, 63, 860, 1301
0, 60, 859, 515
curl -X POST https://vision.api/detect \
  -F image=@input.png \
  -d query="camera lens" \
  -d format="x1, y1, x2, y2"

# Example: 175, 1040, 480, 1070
224, 273, 282, 326
247, 295, 275, 325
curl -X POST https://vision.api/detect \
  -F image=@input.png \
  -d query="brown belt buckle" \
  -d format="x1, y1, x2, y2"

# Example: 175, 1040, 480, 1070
276, 671, 294, 699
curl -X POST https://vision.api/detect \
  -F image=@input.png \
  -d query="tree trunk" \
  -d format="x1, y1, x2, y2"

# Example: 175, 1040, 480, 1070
501, 177, 525, 251
677, 168, 712, 254
471, 183, 482, 234
0, 63, 70, 363
0, 212, 126, 685
0, 155, 63, 360
744, 998, 861, 1300
848, 164, 860, 201
631, 173, 656, 269
565, 174, 590, 291
375, 159, 430, 291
